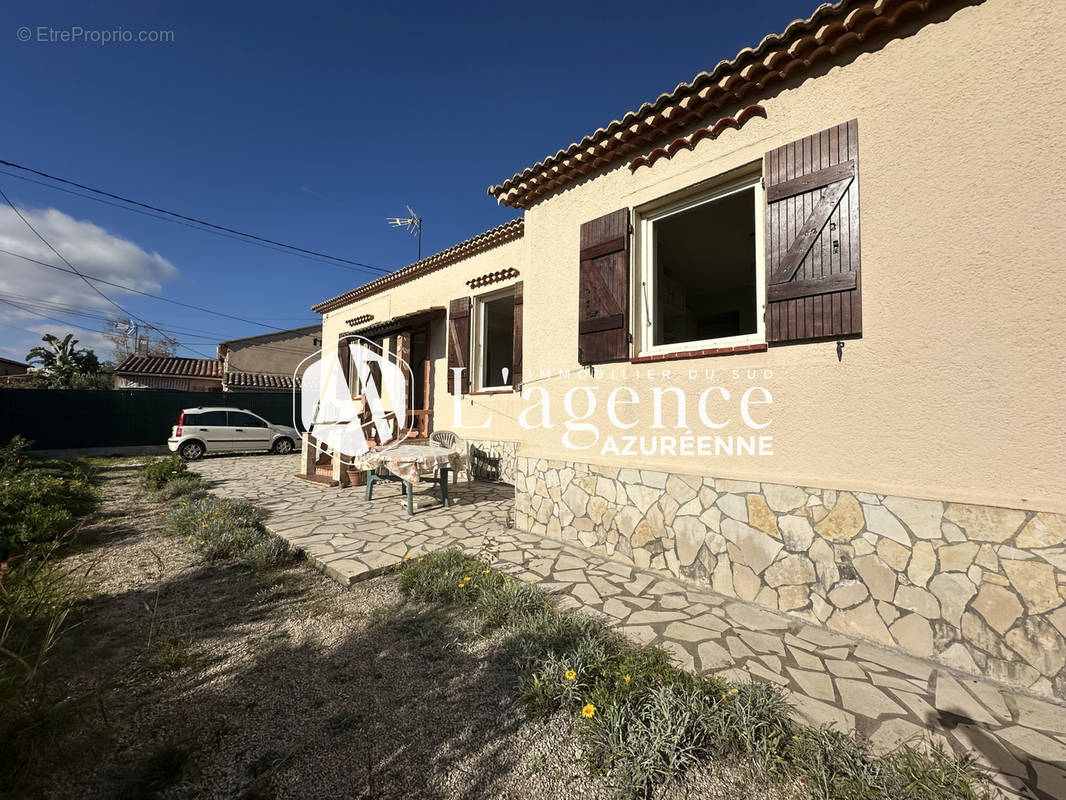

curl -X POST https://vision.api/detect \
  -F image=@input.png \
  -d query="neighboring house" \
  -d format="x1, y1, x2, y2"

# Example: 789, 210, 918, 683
0, 357, 29, 378
114, 356, 224, 391
115, 325, 317, 391
217, 325, 319, 382
306, 0, 1066, 700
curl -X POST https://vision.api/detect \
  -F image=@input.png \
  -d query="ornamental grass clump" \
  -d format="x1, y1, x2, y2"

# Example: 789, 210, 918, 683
396, 549, 989, 800
162, 496, 290, 570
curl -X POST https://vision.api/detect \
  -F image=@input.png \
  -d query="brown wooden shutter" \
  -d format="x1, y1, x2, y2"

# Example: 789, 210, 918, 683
447, 297, 471, 394
578, 208, 630, 364
512, 281, 523, 390
337, 335, 351, 386
765, 119, 861, 344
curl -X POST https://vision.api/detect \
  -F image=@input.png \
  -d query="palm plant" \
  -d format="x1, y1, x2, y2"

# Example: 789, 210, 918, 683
25, 334, 101, 389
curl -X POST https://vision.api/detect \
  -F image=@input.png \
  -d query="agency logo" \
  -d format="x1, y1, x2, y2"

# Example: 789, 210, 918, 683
293, 335, 413, 465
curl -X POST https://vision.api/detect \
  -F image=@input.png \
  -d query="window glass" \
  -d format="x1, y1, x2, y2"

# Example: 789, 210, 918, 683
228, 411, 267, 427
480, 293, 514, 388
652, 185, 757, 346
196, 411, 228, 426
182, 413, 199, 425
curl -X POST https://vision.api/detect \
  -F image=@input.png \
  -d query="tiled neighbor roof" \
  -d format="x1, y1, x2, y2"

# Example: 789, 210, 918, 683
115, 355, 223, 378
487, 0, 963, 208
311, 218, 524, 314
223, 372, 301, 390
115, 356, 301, 389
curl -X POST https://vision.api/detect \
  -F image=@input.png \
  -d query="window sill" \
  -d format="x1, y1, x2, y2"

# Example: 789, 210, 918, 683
631, 343, 767, 364
468, 389, 515, 396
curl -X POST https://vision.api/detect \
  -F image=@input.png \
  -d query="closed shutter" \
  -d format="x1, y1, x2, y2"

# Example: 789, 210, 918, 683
765, 119, 861, 344
578, 208, 630, 364
512, 281, 523, 390
447, 297, 471, 394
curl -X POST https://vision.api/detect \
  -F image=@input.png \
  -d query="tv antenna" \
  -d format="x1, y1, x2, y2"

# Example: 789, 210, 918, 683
387, 206, 423, 261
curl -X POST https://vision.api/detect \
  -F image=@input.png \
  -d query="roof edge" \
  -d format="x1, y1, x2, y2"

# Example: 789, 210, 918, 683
311, 217, 524, 315
488, 0, 965, 208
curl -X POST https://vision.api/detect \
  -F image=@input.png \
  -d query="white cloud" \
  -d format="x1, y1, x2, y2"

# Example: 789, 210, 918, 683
0, 206, 179, 361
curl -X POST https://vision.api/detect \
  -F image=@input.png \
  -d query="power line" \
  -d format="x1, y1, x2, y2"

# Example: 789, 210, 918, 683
0, 168, 384, 275
0, 184, 188, 355
0, 158, 391, 275
0, 245, 285, 332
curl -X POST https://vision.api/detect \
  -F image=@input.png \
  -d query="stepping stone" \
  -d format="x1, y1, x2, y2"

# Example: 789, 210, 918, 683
934, 672, 998, 726
836, 679, 905, 718
697, 640, 734, 670
791, 693, 856, 732
826, 659, 866, 679
738, 630, 787, 655
787, 667, 836, 701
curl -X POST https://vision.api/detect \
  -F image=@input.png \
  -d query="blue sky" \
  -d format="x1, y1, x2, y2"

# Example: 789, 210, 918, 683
0, 0, 815, 364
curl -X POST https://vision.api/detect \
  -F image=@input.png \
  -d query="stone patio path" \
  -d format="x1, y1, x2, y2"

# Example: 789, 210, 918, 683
192, 454, 1066, 800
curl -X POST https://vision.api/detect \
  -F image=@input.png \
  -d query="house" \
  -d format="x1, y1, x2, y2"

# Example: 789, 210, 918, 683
306, 0, 1066, 700
0, 357, 30, 379
115, 325, 318, 391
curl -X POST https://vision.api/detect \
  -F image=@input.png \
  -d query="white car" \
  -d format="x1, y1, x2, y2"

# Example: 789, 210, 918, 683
168, 407, 299, 460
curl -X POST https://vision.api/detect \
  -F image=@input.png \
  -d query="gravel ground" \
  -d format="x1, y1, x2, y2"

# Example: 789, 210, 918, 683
22, 461, 797, 800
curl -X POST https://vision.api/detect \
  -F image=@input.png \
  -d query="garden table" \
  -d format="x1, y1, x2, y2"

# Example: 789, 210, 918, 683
362, 443, 466, 515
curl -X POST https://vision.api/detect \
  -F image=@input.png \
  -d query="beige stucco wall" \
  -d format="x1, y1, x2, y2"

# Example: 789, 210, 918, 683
224, 328, 319, 376
320, 0, 1066, 514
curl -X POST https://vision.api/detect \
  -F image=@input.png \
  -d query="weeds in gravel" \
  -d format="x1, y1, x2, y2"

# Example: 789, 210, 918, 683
141, 455, 188, 492
162, 496, 292, 570
146, 636, 205, 673
397, 549, 989, 800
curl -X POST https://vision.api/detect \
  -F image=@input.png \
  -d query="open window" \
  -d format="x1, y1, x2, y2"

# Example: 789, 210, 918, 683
639, 176, 764, 355
474, 288, 515, 391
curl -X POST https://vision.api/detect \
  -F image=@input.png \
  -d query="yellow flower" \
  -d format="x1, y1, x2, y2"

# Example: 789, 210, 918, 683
623, 674, 631, 684
483, 569, 491, 574
565, 669, 577, 681
582, 703, 596, 718
404, 555, 411, 561
418, 558, 423, 562
458, 582, 465, 588
463, 576, 471, 582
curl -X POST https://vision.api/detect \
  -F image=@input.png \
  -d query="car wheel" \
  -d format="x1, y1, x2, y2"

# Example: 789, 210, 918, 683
272, 437, 294, 455
179, 441, 204, 461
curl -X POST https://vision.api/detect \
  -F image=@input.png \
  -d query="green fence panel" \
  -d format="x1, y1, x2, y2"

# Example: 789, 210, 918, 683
0, 389, 303, 450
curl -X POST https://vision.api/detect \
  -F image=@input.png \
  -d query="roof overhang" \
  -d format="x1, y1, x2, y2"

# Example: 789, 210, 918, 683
346, 306, 446, 338
487, 0, 970, 209
312, 218, 523, 315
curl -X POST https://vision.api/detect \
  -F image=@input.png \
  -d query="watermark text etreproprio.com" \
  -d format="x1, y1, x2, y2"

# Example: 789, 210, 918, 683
16, 26, 175, 45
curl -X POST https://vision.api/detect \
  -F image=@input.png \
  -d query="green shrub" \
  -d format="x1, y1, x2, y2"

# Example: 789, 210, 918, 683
162, 496, 291, 569
141, 455, 187, 492
0, 468, 97, 559
0, 435, 33, 477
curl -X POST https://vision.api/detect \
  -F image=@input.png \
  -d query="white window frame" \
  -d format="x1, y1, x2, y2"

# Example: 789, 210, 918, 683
472, 285, 515, 392
637, 174, 766, 357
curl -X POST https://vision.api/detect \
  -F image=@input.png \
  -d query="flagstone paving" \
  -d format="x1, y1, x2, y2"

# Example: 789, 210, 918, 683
191, 454, 1066, 800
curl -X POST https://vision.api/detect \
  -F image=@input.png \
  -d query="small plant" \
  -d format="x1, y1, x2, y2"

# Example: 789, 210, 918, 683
152, 474, 207, 501
396, 549, 989, 800
163, 496, 292, 569
141, 455, 188, 492
0, 435, 32, 477
146, 637, 205, 672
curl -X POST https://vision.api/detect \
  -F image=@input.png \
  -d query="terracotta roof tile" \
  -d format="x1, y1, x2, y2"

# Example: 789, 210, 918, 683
115, 355, 222, 378
223, 372, 301, 390
488, 0, 961, 208
312, 218, 523, 314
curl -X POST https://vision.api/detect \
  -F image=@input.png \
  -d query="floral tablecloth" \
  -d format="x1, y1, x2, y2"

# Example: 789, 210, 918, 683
362, 444, 465, 484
